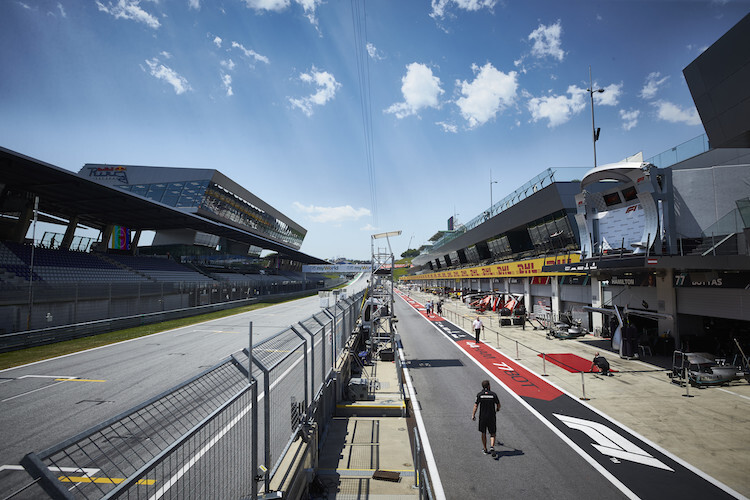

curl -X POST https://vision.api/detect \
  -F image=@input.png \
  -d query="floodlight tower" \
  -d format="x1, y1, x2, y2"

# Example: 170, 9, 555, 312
369, 231, 401, 355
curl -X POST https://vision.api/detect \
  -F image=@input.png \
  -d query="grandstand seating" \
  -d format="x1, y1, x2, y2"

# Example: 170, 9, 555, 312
1, 242, 148, 283
104, 254, 216, 283
0, 242, 314, 286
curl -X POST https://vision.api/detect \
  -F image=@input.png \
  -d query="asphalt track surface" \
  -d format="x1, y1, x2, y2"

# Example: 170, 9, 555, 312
0, 275, 367, 497
395, 291, 740, 500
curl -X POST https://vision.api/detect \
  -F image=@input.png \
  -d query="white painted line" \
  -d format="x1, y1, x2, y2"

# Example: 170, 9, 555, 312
397, 342, 447, 500
1, 380, 69, 403
18, 375, 76, 380
0, 464, 100, 477
717, 388, 750, 402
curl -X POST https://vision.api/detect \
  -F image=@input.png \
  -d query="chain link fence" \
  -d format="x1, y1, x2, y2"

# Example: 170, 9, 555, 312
15, 289, 366, 500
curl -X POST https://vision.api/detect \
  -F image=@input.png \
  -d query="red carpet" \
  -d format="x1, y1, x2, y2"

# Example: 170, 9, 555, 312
537, 353, 617, 373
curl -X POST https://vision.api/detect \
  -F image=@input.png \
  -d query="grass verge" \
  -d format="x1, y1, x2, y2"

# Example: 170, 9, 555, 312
0, 294, 309, 371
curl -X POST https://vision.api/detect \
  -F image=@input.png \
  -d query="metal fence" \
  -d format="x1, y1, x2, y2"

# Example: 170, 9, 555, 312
16, 290, 366, 500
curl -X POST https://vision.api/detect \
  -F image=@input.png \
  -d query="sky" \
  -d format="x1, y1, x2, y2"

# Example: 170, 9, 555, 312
1, 0, 748, 261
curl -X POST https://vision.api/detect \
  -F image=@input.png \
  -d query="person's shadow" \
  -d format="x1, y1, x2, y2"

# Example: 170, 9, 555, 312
493, 446, 524, 460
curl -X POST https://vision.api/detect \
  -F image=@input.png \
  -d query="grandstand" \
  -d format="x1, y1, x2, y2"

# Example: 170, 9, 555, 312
0, 147, 335, 338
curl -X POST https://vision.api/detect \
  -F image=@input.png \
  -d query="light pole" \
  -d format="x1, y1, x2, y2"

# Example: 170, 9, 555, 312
489, 171, 498, 218
587, 66, 604, 167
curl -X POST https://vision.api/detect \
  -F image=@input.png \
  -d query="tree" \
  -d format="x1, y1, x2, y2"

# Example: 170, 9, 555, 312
401, 248, 420, 258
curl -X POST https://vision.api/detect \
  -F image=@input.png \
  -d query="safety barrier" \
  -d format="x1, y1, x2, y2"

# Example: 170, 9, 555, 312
15, 289, 366, 499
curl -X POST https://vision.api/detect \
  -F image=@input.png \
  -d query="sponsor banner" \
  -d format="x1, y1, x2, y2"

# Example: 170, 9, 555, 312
302, 264, 371, 273
84, 165, 129, 184
674, 271, 750, 289
401, 254, 583, 280
599, 203, 645, 251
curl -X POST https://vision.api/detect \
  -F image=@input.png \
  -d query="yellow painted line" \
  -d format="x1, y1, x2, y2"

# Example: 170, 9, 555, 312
54, 378, 106, 383
58, 476, 155, 485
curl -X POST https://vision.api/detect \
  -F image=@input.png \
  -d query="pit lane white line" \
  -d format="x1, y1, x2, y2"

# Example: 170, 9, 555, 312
397, 340, 447, 500
717, 388, 750, 402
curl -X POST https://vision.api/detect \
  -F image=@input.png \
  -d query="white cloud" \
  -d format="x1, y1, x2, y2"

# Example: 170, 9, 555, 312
619, 109, 640, 131
220, 59, 236, 71
385, 63, 444, 119
293, 202, 371, 223
455, 63, 517, 129
242, 0, 289, 11
188, 0, 200, 10
96, 0, 160, 29
295, 0, 323, 26
528, 20, 564, 61
527, 85, 587, 127
430, 0, 497, 19
289, 67, 341, 117
241, 0, 322, 26
436, 121, 458, 133
640, 72, 669, 100
221, 73, 233, 96
213, 36, 222, 48
360, 223, 378, 231
655, 101, 701, 125
144, 58, 191, 95
57, 2, 67, 17
596, 82, 622, 106
366, 43, 384, 60
160, 51, 172, 59
231, 42, 270, 65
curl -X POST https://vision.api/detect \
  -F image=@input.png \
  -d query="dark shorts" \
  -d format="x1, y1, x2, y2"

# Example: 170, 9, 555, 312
478, 418, 496, 435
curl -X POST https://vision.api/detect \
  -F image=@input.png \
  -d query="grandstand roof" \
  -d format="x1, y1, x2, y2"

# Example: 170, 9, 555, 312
0, 147, 328, 264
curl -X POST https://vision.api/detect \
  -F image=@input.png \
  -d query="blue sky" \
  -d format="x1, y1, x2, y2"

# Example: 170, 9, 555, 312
1, 1, 748, 261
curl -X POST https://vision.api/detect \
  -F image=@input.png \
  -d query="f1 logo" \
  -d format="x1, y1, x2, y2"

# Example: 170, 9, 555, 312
554, 414, 674, 471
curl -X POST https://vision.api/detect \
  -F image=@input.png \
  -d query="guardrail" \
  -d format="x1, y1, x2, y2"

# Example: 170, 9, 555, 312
15, 290, 366, 499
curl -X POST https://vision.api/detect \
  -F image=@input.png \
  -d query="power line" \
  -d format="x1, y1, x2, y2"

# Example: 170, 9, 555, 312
350, 0, 378, 227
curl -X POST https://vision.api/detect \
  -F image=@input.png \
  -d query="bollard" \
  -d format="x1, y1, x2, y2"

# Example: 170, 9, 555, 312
515, 340, 520, 360
413, 428, 421, 489
579, 371, 590, 400
496, 330, 499, 347
542, 353, 548, 376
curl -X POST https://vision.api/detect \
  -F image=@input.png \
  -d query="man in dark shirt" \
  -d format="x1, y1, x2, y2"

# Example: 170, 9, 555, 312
590, 352, 612, 376
471, 380, 501, 456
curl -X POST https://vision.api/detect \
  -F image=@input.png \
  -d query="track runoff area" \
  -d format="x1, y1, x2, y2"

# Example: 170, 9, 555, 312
395, 290, 744, 500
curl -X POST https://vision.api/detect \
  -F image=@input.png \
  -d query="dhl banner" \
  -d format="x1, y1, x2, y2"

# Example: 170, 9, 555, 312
400, 254, 583, 281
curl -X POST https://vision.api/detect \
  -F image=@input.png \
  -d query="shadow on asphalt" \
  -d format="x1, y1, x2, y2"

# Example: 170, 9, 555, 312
406, 358, 465, 369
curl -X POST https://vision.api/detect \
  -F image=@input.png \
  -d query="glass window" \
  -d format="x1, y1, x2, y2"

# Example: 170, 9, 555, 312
160, 182, 185, 207
130, 184, 149, 196
177, 180, 208, 208
145, 183, 168, 202
603, 192, 621, 206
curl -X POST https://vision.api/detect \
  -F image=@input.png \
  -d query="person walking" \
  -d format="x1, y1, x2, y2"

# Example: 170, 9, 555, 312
472, 380, 501, 456
472, 316, 484, 343
425, 300, 432, 317
437, 299, 443, 316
